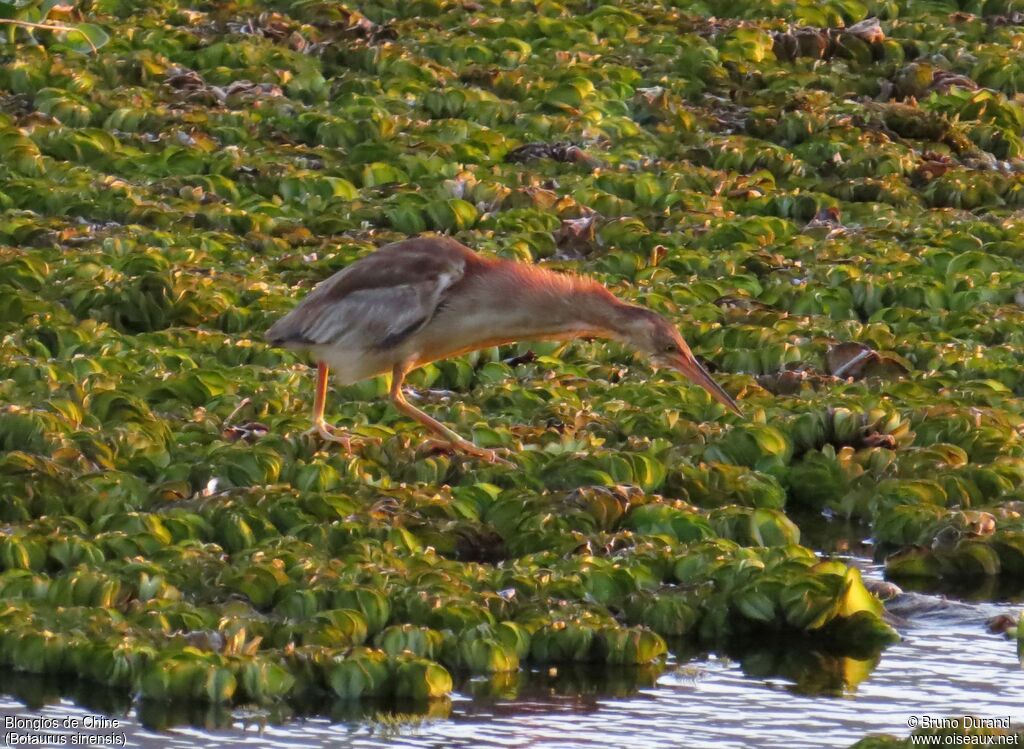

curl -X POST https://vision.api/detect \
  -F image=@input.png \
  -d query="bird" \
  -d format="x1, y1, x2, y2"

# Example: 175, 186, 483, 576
266, 236, 740, 464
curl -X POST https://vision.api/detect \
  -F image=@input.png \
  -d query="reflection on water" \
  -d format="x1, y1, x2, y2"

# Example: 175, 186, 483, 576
722, 638, 882, 697
2, 565, 1023, 749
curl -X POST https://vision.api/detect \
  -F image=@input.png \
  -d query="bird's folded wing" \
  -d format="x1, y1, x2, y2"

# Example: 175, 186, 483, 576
266, 239, 469, 350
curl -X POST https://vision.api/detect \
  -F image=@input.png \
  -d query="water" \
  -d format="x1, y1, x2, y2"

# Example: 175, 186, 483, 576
2, 565, 1022, 749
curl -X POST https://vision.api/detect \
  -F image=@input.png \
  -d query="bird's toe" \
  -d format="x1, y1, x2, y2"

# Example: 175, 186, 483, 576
475, 446, 514, 467
303, 421, 356, 450
488, 452, 515, 467
416, 439, 513, 467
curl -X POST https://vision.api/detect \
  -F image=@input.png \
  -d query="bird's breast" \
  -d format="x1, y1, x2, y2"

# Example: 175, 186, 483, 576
312, 344, 398, 385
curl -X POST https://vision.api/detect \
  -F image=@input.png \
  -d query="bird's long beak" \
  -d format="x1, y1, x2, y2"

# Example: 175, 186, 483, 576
670, 351, 742, 415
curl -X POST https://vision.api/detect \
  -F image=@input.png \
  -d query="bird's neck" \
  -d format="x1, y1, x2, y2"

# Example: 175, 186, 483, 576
507, 266, 634, 341
419, 262, 636, 361
569, 285, 636, 339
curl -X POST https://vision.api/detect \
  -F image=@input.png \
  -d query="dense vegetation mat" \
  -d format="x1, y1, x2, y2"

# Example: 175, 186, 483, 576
0, 0, 1022, 731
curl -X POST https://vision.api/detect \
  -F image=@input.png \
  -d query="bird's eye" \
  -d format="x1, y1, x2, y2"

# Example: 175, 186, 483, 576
662, 343, 679, 354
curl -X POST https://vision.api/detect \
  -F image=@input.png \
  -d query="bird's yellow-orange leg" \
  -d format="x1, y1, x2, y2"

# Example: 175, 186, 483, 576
303, 362, 353, 449
389, 363, 511, 466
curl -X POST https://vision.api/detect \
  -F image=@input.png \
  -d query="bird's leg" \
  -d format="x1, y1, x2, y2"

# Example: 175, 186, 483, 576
389, 363, 512, 466
302, 362, 353, 448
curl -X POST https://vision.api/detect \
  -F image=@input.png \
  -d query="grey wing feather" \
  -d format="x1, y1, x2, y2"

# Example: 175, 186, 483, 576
298, 273, 460, 350
266, 239, 468, 350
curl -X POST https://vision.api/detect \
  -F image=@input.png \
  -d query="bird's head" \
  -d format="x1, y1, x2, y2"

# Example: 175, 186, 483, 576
616, 306, 741, 415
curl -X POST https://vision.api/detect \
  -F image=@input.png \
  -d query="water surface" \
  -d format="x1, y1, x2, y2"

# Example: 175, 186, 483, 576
2, 564, 1021, 749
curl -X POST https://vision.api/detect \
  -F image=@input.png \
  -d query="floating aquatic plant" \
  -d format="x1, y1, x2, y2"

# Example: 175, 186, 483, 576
1, 0, 1023, 733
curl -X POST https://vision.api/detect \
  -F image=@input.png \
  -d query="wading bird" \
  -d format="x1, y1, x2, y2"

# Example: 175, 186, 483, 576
267, 236, 740, 463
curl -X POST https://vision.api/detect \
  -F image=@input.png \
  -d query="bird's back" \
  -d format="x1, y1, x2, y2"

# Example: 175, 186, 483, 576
265, 236, 483, 353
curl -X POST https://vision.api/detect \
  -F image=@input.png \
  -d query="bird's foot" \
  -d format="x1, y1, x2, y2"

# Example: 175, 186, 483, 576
302, 421, 383, 450
470, 445, 514, 467
419, 438, 514, 467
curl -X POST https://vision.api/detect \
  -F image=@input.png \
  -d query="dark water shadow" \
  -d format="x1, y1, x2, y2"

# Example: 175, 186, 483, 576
454, 662, 665, 717
2, 670, 132, 715
0, 662, 667, 733
787, 508, 874, 557
789, 509, 1024, 605
884, 573, 1024, 604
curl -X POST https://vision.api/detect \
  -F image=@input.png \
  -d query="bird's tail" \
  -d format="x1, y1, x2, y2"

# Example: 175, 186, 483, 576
265, 311, 313, 347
